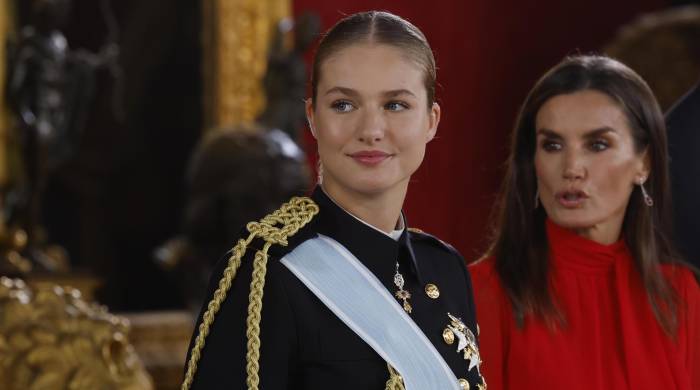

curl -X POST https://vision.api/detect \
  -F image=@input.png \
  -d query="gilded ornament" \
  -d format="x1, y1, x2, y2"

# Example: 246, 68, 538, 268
459, 378, 470, 390
446, 313, 482, 374
443, 327, 455, 345
0, 277, 153, 390
203, 0, 291, 129
424, 283, 440, 299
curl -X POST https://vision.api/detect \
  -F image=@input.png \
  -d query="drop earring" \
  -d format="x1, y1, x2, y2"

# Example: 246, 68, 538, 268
638, 178, 654, 207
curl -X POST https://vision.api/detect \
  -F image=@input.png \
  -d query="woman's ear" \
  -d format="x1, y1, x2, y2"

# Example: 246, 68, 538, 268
637, 148, 651, 183
426, 102, 441, 142
305, 99, 317, 139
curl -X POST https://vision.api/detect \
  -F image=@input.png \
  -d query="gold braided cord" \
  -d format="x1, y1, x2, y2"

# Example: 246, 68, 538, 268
385, 364, 406, 390
181, 197, 318, 390
245, 243, 271, 389
181, 237, 251, 390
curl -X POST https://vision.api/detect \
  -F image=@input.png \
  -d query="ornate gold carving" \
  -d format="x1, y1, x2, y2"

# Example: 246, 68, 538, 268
0, 277, 153, 389
203, 0, 291, 129
0, 0, 14, 187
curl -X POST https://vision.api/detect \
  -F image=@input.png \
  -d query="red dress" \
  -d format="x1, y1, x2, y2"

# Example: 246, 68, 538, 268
470, 220, 700, 390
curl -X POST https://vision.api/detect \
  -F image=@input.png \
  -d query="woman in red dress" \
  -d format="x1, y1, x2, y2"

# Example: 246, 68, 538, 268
470, 55, 700, 389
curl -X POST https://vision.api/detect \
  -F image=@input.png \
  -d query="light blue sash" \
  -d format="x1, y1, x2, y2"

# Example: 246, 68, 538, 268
280, 234, 460, 390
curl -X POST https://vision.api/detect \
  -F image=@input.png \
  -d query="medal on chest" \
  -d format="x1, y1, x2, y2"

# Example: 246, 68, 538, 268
443, 313, 482, 374
393, 261, 412, 313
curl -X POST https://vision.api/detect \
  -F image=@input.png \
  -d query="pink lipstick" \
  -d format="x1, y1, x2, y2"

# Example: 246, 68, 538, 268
348, 150, 391, 166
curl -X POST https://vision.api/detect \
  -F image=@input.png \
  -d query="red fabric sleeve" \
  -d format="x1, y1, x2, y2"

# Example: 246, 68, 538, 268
682, 270, 700, 390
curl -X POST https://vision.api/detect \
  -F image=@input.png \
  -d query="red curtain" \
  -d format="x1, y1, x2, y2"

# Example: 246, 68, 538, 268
293, 0, 667, 261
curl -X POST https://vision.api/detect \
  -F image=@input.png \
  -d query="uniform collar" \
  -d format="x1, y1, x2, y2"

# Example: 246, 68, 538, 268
310, 187, 423, 287
321, 186, 405, 241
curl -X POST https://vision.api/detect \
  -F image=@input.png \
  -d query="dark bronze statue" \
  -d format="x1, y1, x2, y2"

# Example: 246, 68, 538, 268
4, 0, 121, 273
257, 12, 320, 140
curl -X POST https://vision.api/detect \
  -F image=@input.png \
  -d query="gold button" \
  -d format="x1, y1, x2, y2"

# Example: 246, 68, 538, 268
458, 378, 470, 390
425, 283, 440, 299
442, 328, 454, 345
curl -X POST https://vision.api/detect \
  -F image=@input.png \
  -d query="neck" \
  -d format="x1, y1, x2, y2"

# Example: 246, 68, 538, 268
573, 222, 622, 245
321, 181, 406, 234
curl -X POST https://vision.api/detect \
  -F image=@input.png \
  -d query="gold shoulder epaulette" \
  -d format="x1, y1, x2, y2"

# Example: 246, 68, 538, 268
182, 196, 319, 390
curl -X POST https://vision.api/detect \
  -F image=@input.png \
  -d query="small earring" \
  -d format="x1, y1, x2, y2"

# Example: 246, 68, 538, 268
534, 188, 540, 209
638, 178, 654, 207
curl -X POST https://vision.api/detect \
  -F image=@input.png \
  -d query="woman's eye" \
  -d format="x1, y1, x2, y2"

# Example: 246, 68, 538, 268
385, 101, 409, 111
331, 100, 355, 113
541, 140, 562, 152
589, 139, 609, 152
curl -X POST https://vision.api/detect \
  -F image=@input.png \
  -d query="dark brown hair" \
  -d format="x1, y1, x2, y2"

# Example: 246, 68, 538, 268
489, 54, 684, 334
310, 11, 436, 108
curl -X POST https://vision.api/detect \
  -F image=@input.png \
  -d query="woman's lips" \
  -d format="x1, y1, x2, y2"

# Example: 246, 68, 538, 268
348, 151, 392, 166
555, 190, 589, 208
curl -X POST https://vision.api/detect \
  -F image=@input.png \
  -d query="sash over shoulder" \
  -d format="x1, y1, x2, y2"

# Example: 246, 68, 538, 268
281, 234, 461, 390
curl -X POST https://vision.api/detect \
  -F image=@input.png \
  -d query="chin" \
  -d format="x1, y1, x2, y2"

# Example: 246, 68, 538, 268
350, 180, 394, 195
350, 174, 407, 196
546, 211, 600, 231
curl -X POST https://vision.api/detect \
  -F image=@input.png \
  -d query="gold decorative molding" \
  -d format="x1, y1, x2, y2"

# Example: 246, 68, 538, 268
202, 0, 291, 130
0, 0, 15, 187
0, 277, 154, 390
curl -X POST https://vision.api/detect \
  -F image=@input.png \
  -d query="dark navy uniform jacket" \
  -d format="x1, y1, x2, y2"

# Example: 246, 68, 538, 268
666, 83, 700, 268
185, 187, 482, 389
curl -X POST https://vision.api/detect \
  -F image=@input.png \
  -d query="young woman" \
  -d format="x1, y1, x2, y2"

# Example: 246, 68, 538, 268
183, 11, 485, 390
471, 54, 700, 389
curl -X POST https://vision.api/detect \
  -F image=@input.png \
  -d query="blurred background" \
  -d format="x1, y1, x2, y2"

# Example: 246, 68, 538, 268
0, 0, 698, 388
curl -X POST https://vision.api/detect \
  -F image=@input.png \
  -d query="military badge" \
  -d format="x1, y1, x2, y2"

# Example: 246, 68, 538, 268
445, 313, 482, 374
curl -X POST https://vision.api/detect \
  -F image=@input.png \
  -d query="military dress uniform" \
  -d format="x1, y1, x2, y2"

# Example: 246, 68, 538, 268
183, 187, 485, 389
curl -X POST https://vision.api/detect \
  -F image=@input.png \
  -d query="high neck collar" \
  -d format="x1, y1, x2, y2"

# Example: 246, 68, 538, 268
320, 186, 405, 241
546, 218, 629, 274
309, 186, 423, 284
